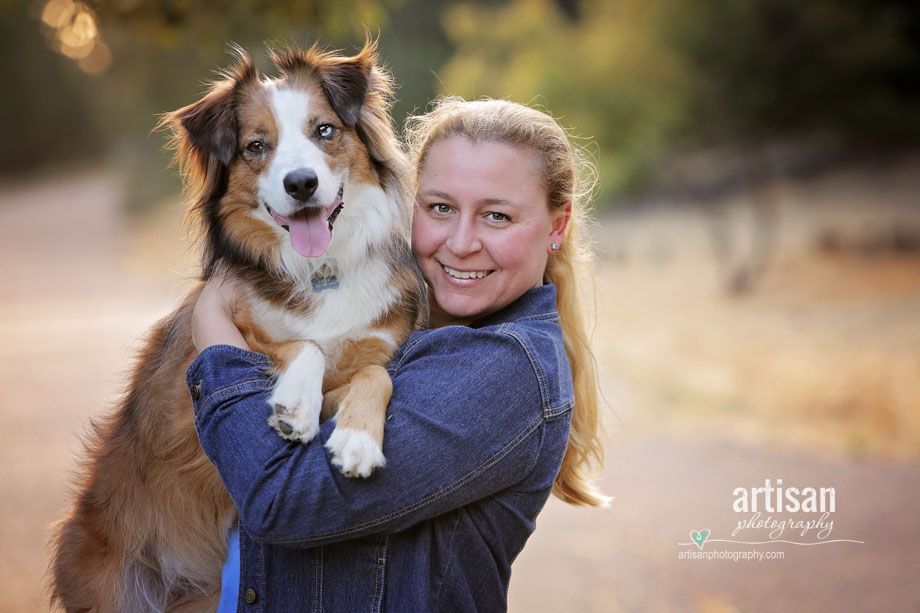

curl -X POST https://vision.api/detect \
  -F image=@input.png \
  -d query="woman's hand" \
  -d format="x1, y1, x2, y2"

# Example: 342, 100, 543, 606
191, 271, 251, 353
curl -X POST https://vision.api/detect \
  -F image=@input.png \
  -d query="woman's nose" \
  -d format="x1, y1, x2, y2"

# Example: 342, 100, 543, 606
446, 214, 482, 257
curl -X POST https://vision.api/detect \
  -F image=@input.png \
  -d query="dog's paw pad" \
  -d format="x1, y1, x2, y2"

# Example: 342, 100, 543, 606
326, 428, 385, 478
268, 410, 318, 443
268, 368, 323, 441
271, 406, 295, 435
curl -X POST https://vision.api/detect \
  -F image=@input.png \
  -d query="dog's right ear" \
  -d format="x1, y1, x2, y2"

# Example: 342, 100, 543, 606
159, 47, 258, 172
176, 47, 257, 165
175, 82, 238, 166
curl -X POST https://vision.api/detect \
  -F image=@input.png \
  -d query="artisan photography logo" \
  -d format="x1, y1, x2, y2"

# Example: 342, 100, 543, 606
677, 479, 864, 561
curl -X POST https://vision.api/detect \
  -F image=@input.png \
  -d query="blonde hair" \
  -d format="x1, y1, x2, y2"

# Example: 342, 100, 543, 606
404, 97, 610, 506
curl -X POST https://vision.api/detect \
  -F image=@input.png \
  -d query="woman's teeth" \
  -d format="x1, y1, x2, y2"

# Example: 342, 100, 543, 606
443, 265, 490, 280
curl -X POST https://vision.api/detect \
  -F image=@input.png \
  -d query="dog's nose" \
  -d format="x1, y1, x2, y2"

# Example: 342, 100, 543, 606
283, 168, 318, 202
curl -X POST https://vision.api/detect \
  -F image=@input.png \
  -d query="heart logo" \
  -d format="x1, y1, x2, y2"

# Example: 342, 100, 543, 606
691, 529, 710, 549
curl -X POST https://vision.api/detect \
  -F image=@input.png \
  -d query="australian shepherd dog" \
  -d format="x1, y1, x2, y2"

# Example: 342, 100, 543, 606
49, 40, 427, 612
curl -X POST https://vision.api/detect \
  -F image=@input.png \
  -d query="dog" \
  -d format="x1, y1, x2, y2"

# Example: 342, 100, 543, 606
49, 40, 427, 612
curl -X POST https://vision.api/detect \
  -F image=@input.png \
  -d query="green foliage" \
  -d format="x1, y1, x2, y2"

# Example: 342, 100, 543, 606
88, 0, 392, 42
6, 0, 919, 208
439, 0, 696, 196
375, 0, 453, 126
439, 0, 920, 202
0, 12, 101, 174
663, 0, 920, 142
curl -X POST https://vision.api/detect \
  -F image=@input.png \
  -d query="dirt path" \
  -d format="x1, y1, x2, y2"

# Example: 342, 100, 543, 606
1, 173, 917, 611
508, 431, 920, 612
0, 173, 183, 611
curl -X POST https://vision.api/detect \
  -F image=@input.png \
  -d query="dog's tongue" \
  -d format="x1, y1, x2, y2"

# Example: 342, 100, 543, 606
270, 207, 331, 258
287, 209, 332, 257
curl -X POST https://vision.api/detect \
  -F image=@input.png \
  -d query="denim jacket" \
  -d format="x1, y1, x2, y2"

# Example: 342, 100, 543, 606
189, 283, 574, 612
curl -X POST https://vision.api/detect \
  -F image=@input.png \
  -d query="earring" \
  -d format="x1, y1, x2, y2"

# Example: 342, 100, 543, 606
550, 243, 559, 251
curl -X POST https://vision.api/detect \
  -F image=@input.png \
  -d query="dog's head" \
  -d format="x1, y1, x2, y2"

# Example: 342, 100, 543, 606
161, 40, 408, 279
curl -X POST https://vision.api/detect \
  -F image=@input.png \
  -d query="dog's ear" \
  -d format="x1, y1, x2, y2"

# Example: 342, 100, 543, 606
318, 52, 372, 129
272, 40, 376, 129
176, 82, 238, 165
166, 47, 258, 166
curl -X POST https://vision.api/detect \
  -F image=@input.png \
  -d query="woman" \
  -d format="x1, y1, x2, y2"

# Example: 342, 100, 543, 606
190, 97, 608, 611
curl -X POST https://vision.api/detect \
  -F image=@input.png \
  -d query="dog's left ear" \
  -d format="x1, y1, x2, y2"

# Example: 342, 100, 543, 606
273, 40, 377, 129
319, 39, 380, 128
319, 52, 372, 128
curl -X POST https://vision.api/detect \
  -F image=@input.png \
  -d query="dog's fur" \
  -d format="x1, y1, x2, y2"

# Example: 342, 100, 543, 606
49, 40, 426, 612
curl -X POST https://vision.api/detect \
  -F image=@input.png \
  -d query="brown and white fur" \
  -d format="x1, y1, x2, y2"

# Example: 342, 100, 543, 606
48, 41, 427, 612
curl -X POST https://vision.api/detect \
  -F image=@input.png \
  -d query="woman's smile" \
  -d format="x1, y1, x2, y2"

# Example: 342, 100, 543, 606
440, 263, 494, 282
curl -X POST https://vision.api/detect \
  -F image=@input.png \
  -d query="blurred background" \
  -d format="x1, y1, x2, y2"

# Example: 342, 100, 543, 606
1, 0, 919, 610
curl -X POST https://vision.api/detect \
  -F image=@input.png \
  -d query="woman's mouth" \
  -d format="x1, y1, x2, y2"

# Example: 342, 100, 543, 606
442, 264, 493, 280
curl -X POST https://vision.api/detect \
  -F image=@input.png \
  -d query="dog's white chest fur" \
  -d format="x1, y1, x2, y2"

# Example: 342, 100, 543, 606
248, 256, 400, 477
249, 256, 400, 348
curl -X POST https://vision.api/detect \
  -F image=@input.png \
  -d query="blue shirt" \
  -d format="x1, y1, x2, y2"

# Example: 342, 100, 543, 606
189, 283, 574, 612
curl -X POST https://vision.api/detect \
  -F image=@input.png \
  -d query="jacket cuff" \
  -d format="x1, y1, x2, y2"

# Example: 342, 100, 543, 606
186, 345, 272, 417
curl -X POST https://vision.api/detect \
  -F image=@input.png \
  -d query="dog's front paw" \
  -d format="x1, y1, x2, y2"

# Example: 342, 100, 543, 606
267, 407, 319, 443
267, 375, 322, 443
267, 343, 325, 443
325, 427, 386, 478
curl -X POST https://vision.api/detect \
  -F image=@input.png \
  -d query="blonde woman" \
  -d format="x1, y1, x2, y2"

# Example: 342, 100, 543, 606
192, 97, 608, 611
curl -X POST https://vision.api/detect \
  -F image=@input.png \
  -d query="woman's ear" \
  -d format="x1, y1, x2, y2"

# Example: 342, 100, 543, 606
548, 201, 572, 253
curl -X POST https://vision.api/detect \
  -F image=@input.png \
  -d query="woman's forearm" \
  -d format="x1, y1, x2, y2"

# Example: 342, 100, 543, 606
191, 274, 251, 352
190, 330, 553, 548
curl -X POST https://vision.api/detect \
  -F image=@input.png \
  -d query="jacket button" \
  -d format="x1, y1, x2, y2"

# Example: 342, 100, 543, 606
244, 588, 257, 604
190, 381, 201, 400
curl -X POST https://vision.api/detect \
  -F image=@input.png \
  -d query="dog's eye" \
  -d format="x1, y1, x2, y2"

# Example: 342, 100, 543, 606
316, 124, 335, 140
245, 140, 265, 154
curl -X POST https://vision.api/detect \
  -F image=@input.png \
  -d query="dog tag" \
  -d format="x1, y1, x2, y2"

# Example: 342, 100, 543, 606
311, 274, 339, 292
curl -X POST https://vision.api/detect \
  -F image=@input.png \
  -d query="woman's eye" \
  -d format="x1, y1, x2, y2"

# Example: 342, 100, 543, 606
245, 140, 264, 154
487, 212, 510, 222
430, 203, 451, 214
317, 124, 335, 139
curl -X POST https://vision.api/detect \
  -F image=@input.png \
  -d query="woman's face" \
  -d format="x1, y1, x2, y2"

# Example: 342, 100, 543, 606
412, 136, 569, 327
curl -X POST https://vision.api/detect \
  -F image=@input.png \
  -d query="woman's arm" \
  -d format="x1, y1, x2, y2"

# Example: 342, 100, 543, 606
191, 272, 250, 351
189, 325, 550, 549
